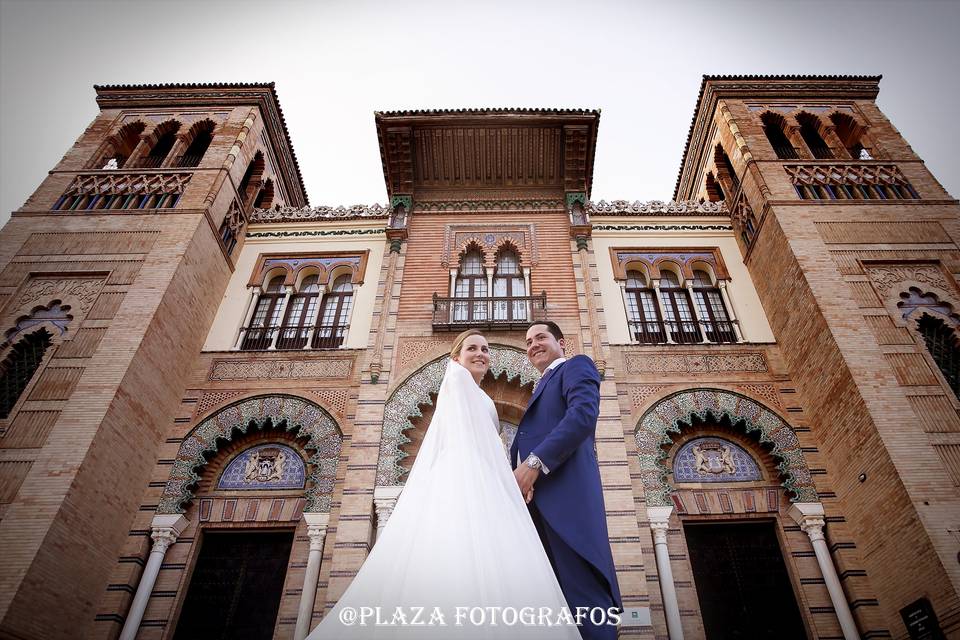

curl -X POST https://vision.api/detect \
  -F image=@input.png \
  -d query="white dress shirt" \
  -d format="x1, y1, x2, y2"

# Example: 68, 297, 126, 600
517, 356, 566, 474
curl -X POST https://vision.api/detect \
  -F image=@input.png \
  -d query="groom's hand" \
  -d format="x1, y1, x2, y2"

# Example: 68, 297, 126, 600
514, 466, 540, 503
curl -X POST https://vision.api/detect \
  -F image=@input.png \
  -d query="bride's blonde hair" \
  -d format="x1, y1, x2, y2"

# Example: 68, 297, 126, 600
450, 329, 486, 359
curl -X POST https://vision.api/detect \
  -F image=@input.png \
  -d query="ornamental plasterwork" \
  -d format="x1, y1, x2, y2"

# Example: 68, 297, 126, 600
377, 345, 540, 486
624, 352, 768, 374
208, 358, 353, 381
589, 200, 727, 216
635, 388, 817, 506
593, 224, 732, 232
415, 199, 565, 213
250, 204, 391, 223
246, 229, 384, 239
158, 395, 342, 514
9, 276, 105, 319
864, 264, 954, 299
442, 223, 540, 268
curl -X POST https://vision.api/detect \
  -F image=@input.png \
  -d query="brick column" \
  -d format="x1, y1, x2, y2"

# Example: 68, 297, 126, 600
118, 514, 188, 640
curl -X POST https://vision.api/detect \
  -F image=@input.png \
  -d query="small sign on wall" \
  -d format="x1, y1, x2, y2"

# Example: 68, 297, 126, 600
900, 598, 944, 640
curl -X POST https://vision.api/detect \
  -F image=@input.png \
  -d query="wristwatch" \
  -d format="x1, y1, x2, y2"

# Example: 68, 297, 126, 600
524, 454, 543, 470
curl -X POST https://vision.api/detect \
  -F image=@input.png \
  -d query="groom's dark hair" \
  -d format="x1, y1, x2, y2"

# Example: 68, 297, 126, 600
529, 320, 563, 342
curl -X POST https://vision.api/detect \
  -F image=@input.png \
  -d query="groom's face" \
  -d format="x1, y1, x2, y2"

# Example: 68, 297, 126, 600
525, 324, 564, 373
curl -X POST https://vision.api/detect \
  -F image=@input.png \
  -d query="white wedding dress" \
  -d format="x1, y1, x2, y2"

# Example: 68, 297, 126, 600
307, 360, 581, 638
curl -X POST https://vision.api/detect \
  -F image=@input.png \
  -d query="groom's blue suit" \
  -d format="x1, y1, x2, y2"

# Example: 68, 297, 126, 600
511, 354, 622, 640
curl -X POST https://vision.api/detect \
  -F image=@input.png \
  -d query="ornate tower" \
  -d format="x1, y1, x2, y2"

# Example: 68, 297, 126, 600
0, 83, 305, 639
676, 75, 960, 636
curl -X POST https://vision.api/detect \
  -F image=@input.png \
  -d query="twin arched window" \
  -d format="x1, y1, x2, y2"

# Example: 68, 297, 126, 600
760, 110, 873, 161
452, 248, 527, 323
242, 273, 354, 350
96, 118, 215, 170
623, 268, 737, 345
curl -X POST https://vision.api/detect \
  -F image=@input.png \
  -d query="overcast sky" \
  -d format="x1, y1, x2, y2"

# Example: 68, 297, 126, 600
1, 0, 958, 225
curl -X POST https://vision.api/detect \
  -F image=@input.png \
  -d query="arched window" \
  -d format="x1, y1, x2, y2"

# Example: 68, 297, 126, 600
691, 269, 736, 343
917, 314, 960, 397
0, 328, 52, 418
659, 271, 699, 344
314, 275, 353, 348
705, 172, 725, 203
177, 120, 215, 167
242, 276, 286, 350
238, 151, 265, 208
98, 121, 145, 169
714, 144, 739, 200
254, 178, 274, 209
453, 249, 487, 323
277, 274, 320, 349
493, 249, 526, 321
830, 112, 870, 160
796, 112, 833, 159
624, 270, 664, 344
760, 112, 798, 159
137, 121, 181, 168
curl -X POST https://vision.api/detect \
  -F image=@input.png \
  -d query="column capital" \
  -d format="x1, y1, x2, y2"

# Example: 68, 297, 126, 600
718, 280, 728, 290
302, 512, 330, 551
647, 506, 673, 543
150, 514, 188, 553
788, 502, 827, 540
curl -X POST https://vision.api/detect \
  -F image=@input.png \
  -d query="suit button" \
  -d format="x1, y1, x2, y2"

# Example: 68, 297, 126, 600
518, 431, 525, 435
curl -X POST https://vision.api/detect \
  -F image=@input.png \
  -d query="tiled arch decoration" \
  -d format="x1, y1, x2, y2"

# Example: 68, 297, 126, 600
157, 395, 342, 514
377, 345, 540, 486
636, 388, 818, 506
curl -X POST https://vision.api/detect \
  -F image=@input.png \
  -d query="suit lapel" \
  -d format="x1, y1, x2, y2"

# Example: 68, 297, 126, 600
528, 361, 563, 408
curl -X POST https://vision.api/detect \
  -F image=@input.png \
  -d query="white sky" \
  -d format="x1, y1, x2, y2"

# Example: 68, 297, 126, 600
1, 0, 959, 225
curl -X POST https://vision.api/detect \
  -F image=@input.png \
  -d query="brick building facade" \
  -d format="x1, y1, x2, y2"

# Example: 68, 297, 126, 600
0, 76, 957, 639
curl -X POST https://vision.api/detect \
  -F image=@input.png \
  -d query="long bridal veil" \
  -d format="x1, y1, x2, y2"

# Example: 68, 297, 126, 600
307, 360, 581, 638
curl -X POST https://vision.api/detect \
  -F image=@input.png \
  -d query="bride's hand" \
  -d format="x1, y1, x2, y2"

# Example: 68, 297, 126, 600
524, 487, 534, 504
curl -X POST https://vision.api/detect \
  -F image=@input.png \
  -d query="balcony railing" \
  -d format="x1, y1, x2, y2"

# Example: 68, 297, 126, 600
809, 146, 834, 160
131, 155, 166, 169
239, 325, 346, 350
630, 319, 740, 345
773, 146, 799, 160
175, 153, 204, 168
432, 292, 547, 331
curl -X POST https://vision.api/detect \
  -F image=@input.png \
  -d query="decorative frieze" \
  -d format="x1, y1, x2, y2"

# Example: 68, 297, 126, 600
249, 204, 391, 223
208, 357, 353, 381
623, 352, 768, 374
588, 199, 728, 216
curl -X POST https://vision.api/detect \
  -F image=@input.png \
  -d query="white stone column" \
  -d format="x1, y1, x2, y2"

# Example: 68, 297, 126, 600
523, 266, 532, 321
652, 280, 675, 344
233, 286, 261, 350
268, 286, 293, 350
294, 512, 330, 640
648, 506, 684, 640
303, 290, 326, 350
717, 281, 744, 343
449, 268, 458, 323
373, 486, 403, 542
788, 503, 859, 640
685, 281, 711, 344
119, 514, 188, 640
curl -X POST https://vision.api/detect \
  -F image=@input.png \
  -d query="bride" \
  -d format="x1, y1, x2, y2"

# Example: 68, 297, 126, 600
307, 330, 582, 638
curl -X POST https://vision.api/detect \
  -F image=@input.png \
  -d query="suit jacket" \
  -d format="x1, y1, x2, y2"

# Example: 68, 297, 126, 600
511, 354, 623, 609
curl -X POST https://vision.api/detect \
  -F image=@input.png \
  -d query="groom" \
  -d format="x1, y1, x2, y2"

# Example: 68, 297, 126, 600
512, 321, 622, 640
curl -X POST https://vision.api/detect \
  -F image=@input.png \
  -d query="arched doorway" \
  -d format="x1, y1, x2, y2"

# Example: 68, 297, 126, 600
150, 395, 343, 640
636, 389, 822, 639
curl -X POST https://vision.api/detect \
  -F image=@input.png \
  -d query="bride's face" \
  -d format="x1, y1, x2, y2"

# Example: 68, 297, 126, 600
454, 335, 490, 383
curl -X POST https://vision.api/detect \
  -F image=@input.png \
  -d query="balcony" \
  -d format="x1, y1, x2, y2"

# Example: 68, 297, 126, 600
238, 325, 346, 350
629, 319, 740, 345
432, 292, 547, 331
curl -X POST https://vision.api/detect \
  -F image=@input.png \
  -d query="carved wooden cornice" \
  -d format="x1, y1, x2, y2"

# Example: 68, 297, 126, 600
374, 109, 600, 201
